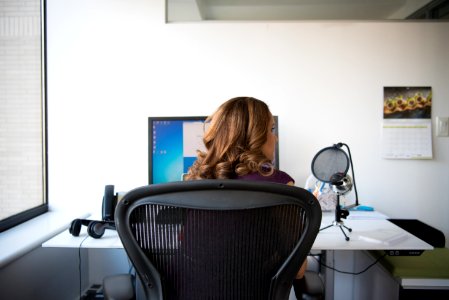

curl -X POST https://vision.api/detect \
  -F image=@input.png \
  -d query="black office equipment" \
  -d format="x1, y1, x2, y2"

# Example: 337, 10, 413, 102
69, 185, 117, 239
102, 185, 118, 221
388, 219, 445, 248
312, 142, 358, 241
113, 180, 321, 300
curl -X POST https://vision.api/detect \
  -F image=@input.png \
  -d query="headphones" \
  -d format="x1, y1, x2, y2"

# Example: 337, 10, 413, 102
69, 219, 116, 239
69, 185, 118, 239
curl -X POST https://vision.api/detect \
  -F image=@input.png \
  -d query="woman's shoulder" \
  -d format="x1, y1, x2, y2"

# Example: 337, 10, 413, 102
238, 169, 295, 185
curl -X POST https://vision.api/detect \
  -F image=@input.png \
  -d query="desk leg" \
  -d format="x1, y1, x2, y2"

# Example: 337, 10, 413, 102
324, 250, 401, 300
79, 248, 90, 298
324, 250, 358, 300
323, 250, 334, 300
353, 251, 400, 300
334, 251, 357, 300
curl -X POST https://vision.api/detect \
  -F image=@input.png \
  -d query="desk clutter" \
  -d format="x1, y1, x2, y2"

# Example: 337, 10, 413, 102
68, 185, 119, 239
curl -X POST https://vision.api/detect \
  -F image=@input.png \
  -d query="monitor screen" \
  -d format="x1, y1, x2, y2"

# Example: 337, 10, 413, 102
148, 116, 279, 184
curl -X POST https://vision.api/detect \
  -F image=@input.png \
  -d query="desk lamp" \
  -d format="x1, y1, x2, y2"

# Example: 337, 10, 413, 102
311, 143, 358, 241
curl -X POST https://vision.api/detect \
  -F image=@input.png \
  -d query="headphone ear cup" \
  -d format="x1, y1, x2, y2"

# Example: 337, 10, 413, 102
87, 221, 116, 239
87, 221, 103, 239
69, 219, 82, 236
69, 219, 92, 236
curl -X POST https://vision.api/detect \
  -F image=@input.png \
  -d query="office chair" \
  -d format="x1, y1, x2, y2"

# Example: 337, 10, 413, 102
111, 179, 321, 300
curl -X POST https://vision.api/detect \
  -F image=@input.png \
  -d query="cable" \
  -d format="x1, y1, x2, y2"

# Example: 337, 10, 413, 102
126, 256, 137, 291
311, 252, 387, 275
127, 256, 135, 275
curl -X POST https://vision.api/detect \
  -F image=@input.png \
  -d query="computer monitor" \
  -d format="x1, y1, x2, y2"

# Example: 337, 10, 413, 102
148, 116, 279, 184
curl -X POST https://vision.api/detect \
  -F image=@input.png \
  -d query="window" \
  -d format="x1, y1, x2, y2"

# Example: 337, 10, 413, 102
0, 0, 47, 232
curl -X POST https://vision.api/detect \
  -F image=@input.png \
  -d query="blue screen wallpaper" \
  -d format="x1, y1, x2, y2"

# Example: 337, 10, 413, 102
151, 119, 205, 183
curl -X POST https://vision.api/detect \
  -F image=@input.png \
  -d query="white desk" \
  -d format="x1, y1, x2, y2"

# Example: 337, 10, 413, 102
42, 211, 434, 300
314, 212, 433, 300
43, 211, 433, 251
43, 226, 123, 248
313, 211, 432, 251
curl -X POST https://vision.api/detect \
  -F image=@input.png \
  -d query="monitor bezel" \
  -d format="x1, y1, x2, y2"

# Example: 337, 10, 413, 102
148, 116, 279, 184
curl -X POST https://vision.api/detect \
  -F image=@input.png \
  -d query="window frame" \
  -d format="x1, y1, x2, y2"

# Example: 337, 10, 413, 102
0, 0, 48, 232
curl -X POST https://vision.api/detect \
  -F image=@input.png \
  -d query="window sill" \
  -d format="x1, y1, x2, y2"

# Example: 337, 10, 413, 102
0, 210, 89, 268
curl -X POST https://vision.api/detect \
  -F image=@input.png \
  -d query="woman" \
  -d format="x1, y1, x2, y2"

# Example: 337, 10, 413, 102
185, 96, 307, 298
185, 96, 293, 184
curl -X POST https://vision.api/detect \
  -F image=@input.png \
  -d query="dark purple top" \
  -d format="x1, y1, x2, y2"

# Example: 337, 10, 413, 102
237, 169, 295, 185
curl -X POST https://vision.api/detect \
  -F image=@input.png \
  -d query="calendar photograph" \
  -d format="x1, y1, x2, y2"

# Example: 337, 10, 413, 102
383, 86, 432, 119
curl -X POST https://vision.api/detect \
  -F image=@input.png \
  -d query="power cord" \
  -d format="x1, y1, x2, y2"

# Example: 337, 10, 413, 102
127, 257, 137, 291
311, 252, 387, 275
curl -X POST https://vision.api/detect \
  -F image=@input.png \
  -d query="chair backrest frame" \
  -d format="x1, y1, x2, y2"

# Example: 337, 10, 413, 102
115, 179, 321, 300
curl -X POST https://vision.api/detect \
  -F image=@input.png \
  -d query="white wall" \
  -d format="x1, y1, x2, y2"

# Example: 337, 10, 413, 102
47, 0, 449, 245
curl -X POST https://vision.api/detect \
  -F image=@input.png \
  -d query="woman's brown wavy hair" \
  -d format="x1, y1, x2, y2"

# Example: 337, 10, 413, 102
185, 97, 275, 180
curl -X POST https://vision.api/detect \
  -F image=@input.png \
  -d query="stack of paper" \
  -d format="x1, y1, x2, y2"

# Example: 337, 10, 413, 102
357, 229, 409, 245
347, 211, 388, 220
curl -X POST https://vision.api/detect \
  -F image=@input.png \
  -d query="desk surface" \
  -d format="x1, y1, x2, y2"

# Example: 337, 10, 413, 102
313, 212, 432, 250
42, 211, 433, 251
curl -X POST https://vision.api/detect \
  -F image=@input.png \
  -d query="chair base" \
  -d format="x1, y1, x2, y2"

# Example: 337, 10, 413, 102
103, 274, 135, 300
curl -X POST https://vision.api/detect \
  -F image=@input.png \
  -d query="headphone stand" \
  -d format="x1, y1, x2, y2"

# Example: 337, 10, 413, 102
320, 194, 352, 241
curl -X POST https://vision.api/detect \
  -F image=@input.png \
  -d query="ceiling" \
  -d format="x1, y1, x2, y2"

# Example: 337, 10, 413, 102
167, 0, 436, 22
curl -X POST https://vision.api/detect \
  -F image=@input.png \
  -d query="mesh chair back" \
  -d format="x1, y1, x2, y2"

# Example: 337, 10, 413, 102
115, 180, 321, 300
